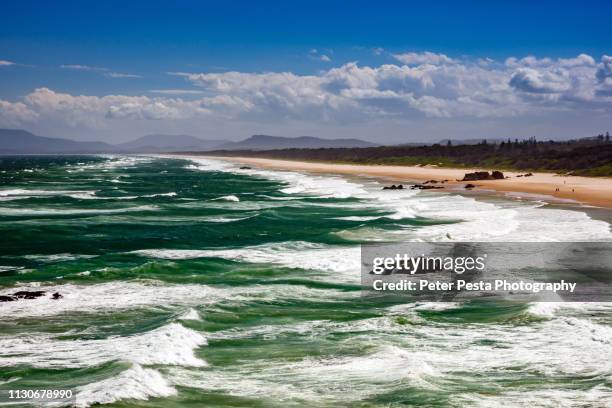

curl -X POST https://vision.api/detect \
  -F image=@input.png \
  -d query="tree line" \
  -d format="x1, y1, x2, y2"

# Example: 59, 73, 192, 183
200, 133, 612, 177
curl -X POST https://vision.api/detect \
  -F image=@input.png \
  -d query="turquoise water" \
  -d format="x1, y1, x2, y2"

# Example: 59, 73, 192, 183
1, 155, 611, 407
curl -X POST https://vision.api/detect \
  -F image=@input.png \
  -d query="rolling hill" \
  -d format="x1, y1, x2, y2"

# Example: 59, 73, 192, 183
214, 134, 378, 150
116, 134, 225, 152
0, 129, 117, 154
0, 130, 378, 154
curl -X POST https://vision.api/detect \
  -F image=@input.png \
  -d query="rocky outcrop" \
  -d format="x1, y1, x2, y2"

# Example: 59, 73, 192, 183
411, 184, 444, 190
462, 171, 489, 181
0, 290, 62, 302
464, 184, 476, 189
461, 171, 505, 181
0, 295, 15, 302
382, 184, 404, 190
239, 166, 252, 170
12, 290, 46, 299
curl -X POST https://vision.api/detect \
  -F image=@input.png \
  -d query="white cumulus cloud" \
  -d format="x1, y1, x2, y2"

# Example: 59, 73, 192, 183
1, 52, 610, 140
60, 64, 108, 72
392, 51, 454, 66
106, 72, 142, 78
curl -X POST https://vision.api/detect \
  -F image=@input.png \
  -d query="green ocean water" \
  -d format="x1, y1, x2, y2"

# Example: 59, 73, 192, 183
0, 155, 611, 407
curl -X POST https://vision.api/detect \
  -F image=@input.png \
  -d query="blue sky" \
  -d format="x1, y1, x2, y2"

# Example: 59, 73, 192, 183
0, 0, 611, 143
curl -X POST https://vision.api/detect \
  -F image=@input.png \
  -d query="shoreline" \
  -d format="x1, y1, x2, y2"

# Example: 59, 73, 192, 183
185, 155, 612, 209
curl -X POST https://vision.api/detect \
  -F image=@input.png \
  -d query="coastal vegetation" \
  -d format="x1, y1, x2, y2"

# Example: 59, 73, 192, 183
204, 134, 612, 177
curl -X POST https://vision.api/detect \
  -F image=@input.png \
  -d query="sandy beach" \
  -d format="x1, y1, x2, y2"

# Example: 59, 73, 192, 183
198, 156, 612, 209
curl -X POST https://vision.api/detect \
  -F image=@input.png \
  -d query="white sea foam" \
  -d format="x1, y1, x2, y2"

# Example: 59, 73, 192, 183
526, 301, 612, 318
257, 195, 305, 201
185, 157, 367, 199
177, 306, 612, 404
0, 280, 349, 318
183, 157, 435, 223
412, 194, 612, 241
179, 308, 202, 321
133, 241, 360, 279
0, 281, 224, 318
0, 189, 98, 201
75, 155, 153, 171
212, 194, 240, 202
202, 214, 256, 223
168, 344, 438, 403
110, 177, 128, 183
75, 364, 176, 408
142, 192, 177, 198
0, 205, 158, 216
0, 323, 207, 368
461, 386, 612, 408
72, 192, 176, 200
333, 215, 383, 221
183, 156, 612, 242
288, 344, 437, 385
36, 155, 611, 406
148, 157, 612, 290
0, 377, 20, 385
0, 266, 24, 273
23, 253, 97, 263
0, 190, 141, 201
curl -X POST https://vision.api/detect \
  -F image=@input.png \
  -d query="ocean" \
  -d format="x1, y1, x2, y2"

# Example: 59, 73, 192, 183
0, 154, 611, 407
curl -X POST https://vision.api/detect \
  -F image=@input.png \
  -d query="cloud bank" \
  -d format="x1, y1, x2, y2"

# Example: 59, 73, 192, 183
1, 52, 611, 141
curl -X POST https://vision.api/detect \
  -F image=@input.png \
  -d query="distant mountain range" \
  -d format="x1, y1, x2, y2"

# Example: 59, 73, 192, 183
0, 129, 117, 154
0, 129, 378, 154
212, 134, 378, 150
116, 134, 225, 152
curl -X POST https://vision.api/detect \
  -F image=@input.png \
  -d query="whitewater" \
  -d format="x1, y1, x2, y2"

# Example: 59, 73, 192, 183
0, 154, 611, 407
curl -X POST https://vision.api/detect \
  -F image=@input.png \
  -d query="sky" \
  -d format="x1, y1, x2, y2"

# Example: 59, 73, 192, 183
0, 0, 611, 144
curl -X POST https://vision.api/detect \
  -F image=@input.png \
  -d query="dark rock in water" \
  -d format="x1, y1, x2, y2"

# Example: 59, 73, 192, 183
382, 184, 404, 190
465, 184, 476, 189
0, 290, 47, 302
13, 290, 46, 299
239, 166, 252, 170
524, 172, 533, 177
52, 292, 63, 300
462, 171, 504, 181
411, 184, 444, 190
0, 295, 17, 302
